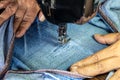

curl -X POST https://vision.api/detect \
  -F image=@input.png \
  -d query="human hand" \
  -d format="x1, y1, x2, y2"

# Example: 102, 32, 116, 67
70, 33, 120, 80
0, 0, 40, 38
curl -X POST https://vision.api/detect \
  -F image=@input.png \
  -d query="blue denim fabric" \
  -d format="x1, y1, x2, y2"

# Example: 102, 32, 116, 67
4, 72, 83, 80
10, 15, 111, 71
3, 15, 111, 80
0, 17, 13, 71
98, 0, 120, 79
2, 0, 120, 79
100, 0, 120, 32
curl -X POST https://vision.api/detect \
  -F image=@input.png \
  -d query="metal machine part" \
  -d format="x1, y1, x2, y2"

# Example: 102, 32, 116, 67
40, 0, 85, 24
58, 24, 70, 44
37, 0, 94, 44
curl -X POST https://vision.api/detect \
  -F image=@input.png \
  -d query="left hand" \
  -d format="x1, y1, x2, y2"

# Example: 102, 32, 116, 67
70, 33, 120, 80
0, 0, 40, 38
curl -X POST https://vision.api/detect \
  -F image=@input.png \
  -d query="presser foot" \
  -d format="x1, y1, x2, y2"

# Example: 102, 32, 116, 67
58, 35, 71, 44
58, 24, 71, 44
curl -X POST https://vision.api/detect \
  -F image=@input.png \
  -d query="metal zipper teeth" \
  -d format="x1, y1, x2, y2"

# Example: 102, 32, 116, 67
98, 4, 119, 33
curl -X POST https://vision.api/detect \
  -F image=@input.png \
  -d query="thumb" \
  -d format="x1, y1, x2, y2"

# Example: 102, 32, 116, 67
94, 33, 120, 45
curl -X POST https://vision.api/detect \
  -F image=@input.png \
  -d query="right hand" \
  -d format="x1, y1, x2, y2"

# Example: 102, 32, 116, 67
70, 33, 120, 80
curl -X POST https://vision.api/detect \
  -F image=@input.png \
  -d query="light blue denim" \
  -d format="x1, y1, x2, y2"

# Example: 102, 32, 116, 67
4, 72, 82, 80
100, 0, 120, 32
3, 14, 110, 80
98, 0, 120, 79
2, 0, 120, 79
0, 17, 13, 72
11, 15, 110, 71
3, 14, 111, 80
4, 69, 85, 80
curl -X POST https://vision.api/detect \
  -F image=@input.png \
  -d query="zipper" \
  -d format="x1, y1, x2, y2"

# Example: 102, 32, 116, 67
4, 69, 91, 79
98, 2, 119, 32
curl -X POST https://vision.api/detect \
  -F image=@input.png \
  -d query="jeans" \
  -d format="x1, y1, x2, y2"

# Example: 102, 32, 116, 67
2, 14, 111, 80
100, 0, 120, 32
2, 0, 120, 79
11, 14, 110, 71
0, 17, 13, 71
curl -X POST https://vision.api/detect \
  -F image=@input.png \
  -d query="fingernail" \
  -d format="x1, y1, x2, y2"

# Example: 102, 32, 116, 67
39, 15, 45, 22
94, 34, 102, 39
15, 31, 21, 38
39, 12, 46, 22
70, 66, 78, 72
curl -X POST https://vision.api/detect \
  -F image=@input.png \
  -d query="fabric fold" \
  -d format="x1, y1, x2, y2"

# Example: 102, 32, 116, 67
99, 0, 120, 32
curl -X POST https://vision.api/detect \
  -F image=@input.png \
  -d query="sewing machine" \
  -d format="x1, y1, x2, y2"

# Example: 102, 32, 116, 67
37, 0, 94, 44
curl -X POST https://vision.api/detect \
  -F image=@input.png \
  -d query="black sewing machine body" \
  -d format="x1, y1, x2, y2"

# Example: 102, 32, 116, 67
0, 0, 94, 44
39, 0, 85, 24
37, 0, 94, 44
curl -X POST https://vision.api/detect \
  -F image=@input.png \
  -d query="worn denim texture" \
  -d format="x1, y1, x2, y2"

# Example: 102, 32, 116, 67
100, 0, 120, 32
4, 69, 86, 80
10, 15, 110, 71
2, 15, 111, 80
0, 12, 112, 80
0, 17, 13, 71
4, 72, 83, 80
2, 0, 120, 79
99, 0, 120, 79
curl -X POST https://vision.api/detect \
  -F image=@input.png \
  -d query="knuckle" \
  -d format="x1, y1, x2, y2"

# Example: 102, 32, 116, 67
91, 54, 99, 62
6, 4, 17, 14
15, 15, 21, 21
113, 75, 120, 80
23, 15, 35, 23
95, 62, 105, 74
80, 67, 88, 75
18, 6, 26, 11
14, 18, 21, 28
23, 17, 32, 23
20, 22, 27, 28
15, 13, 23, 21
20, 20, 31, 30
0, 15, 5, 20
117, 75, 120, 79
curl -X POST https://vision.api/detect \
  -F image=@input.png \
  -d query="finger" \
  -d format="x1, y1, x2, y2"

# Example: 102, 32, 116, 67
13, 6, 26, 33
38, 11, 45, 22
109, 69, 120, 80
75, 57, 120, 77
15, 4, 40, 38
71, 39, 120, 71
94, 33, 120, 45
0, 1, 17, 25
70, 44, 116, 70
0, 0, 11, 8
